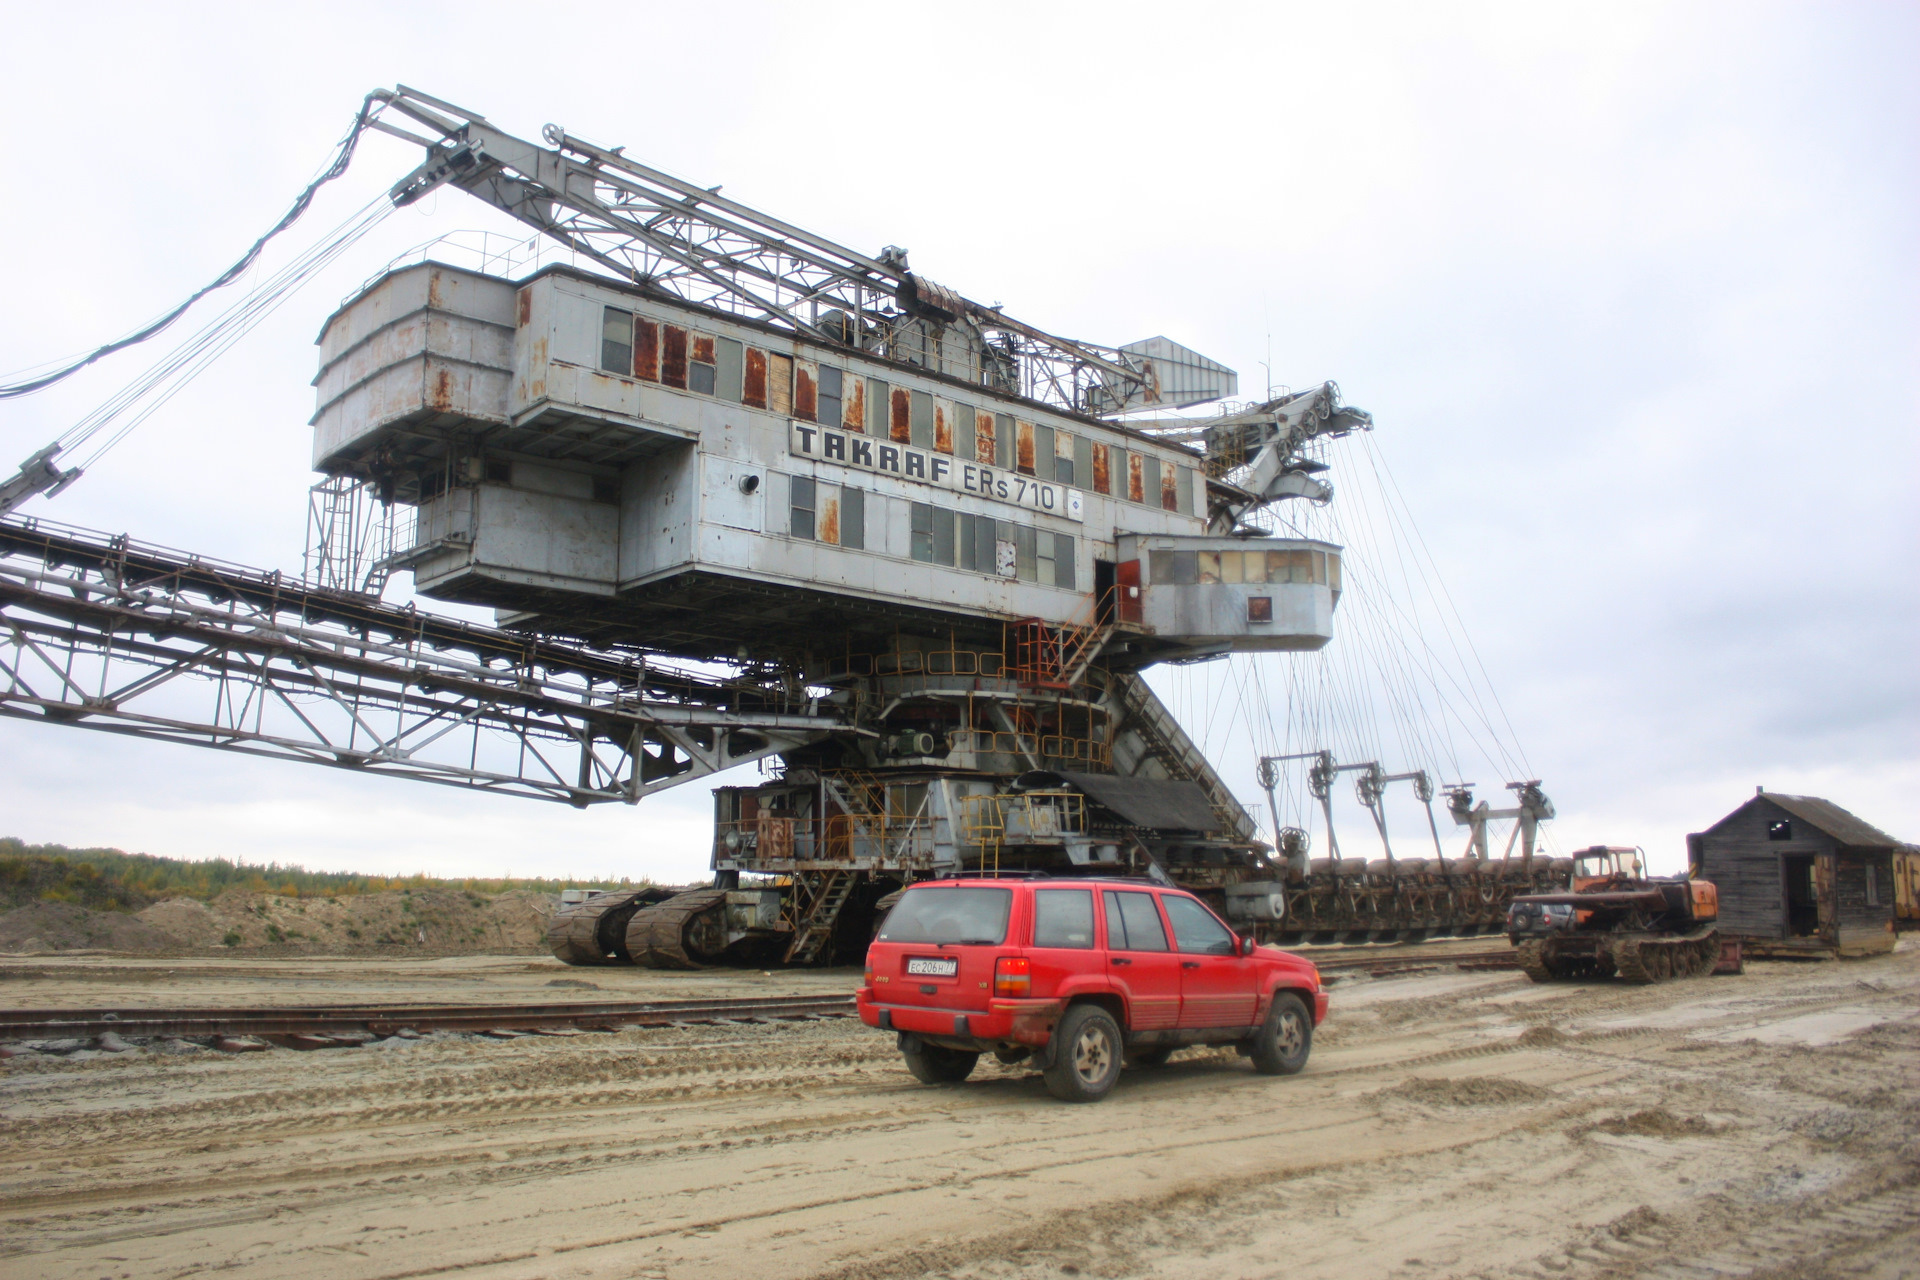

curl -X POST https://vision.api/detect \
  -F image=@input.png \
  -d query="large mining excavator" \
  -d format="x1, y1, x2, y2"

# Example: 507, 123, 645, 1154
1505, 846, 1735, 983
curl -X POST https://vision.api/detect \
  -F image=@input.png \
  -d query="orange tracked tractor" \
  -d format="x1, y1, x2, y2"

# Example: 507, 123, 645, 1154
1505, 847, 1736, 983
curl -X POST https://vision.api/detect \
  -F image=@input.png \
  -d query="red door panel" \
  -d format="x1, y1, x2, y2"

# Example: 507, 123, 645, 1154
1101, 889, 1181, 1030
1162, 894, 1259, 1029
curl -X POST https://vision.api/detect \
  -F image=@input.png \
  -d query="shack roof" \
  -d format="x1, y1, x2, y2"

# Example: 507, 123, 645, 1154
1707, 793, 1905, 850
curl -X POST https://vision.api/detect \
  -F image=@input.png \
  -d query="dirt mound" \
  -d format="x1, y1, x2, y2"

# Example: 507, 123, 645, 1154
1375, 1075, 1554, 1107
188, 886, 559, 954
1579, 1107, 1718, 1138
0, 902, 179, 952
136, 898, 225, 947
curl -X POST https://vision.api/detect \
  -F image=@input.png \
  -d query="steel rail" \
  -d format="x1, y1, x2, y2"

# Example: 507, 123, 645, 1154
0, 993, 857, 1042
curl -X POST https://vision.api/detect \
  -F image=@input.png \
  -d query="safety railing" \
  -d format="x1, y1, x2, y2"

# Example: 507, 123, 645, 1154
947, 729, 1111, 768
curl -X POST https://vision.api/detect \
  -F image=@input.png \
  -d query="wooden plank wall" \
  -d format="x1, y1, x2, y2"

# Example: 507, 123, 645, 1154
1832, 851, 1897, 954
1697, 797, 1837, 940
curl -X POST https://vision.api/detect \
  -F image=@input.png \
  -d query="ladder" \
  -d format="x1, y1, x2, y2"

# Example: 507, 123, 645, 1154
784, 869, 857, 965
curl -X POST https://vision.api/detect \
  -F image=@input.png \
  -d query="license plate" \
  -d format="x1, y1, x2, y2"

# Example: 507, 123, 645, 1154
905, 956, 958, 977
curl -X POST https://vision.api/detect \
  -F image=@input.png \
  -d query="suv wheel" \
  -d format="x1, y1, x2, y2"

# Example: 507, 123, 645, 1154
1249, 992, 1311, 1076
1043, 1004, 1123, 1102
901, 1035, 978, 1085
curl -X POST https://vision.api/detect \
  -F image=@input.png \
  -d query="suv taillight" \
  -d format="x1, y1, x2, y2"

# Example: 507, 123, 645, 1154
993, 956, 1031, 998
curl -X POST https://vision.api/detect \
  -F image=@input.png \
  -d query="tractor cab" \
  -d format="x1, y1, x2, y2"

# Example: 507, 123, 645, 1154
1571, 846, 1644, 891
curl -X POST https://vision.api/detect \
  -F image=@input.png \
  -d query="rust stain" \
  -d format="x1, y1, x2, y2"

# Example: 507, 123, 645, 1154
743, 348, 768, 408
890, 388, 911, 443
515, 287, 531, 328
1128, 452, 1145, 503
661, 325, 689, 389
1015, 421, 1036, 475
427, 269, 445, 310
846, 377, 866, 432
429, 367, 455, 412
691, 334, 716, 365
974, 410, 995, 462
794, 363, 818, 422
1161, 464, 1179, 511
819, 493, 840, 545
634, 321, 659, 381
933, 402, 953, 454
1091, 442, 1110, 494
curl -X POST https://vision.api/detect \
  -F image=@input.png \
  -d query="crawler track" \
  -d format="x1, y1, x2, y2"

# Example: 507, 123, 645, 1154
0, 993, 855, 1043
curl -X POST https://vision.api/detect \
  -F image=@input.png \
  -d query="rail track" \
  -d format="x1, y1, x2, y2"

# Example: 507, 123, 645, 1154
0, 993, 857, 1049
0, 946, 1516, 1051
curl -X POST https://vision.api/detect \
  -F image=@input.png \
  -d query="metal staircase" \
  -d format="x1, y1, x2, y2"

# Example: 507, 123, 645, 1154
783, 870, 857, 965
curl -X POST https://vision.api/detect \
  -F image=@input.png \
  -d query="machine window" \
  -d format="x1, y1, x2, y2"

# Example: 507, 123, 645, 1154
714, 336, 743, 400
818, 366, 844, 428
688, 333, 717, 396
1015, 525, 1037, 581
839, 486, 864, 550
1032, 889, 1095, 949
1163, 895, 1236, 955
932, 506, 956, 566
1105, 891, 1169, 952
910, 502, 933, 562
789, 476, 816, 540
600, 307, 632, 374
1053, 533, 1076, 590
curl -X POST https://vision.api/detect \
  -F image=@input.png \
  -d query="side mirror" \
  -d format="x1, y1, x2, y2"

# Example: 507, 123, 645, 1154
1239, 934, 1258, 957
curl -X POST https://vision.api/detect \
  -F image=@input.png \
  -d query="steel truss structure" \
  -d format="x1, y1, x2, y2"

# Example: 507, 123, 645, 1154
0, 519, 839, 806
366, 86, 1168, 416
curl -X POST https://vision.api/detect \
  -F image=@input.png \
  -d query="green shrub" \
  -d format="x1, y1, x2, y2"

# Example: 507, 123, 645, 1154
221, 930, 242, 947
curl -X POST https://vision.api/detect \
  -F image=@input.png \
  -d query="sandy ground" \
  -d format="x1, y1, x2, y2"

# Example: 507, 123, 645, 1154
1, 942, 1915, 1280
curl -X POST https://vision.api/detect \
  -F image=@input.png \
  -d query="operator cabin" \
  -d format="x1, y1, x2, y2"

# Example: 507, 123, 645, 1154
309, 261, 1344, 664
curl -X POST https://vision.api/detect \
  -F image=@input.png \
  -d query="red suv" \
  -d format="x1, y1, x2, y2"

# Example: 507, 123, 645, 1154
858, 876, 1328, 1102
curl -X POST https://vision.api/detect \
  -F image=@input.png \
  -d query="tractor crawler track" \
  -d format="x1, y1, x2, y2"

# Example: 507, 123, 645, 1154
0, 993, 855, 1044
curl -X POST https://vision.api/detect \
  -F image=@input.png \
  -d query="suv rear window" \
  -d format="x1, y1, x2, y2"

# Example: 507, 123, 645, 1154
878, 887, 1012, 945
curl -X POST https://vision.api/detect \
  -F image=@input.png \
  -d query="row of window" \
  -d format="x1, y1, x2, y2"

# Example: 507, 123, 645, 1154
786, 475, 1076, 589
1149, 547, 1342, 591
880, 885, 1236, 954
601, 306, 1193, 511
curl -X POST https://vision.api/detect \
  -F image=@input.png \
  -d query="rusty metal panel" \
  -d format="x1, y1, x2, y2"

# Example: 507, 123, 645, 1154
1015, 421, 1036, 475
516, 287, 532, 328
691, 333, 716, 365
1161, 461, 1179, 511
794, 359, 819, 423
743, 347, 768, 408
974, 409, 996, 463
1128, 451, 1145, 503
633, 319, 659, 381
845, 375, 867, 432
768, 354, 793, 415
1091, 441, 1111, 495
933, 398, 956, 455
818, 486, 841, 545
661, 324, 689, 389
890, 387, 912, 443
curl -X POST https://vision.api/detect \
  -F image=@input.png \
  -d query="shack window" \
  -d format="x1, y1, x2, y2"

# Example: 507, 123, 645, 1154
1866, 863, 1880, 906
818, 367, 843, 428
689, 334, 717, 396
1768, 819, 1792, 841
789, 476, 816, 540
601, 307, 633, 374
840, 485, 865, 550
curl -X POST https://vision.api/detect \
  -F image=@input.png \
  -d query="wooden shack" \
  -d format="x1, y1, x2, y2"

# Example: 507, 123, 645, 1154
1687, 790, 1900, 957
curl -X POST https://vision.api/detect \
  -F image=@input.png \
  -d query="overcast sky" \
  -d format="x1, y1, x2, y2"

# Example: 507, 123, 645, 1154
0, 2, 1913, 882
